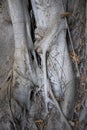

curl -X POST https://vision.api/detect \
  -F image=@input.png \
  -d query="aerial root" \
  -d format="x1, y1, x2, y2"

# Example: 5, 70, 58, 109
44, 79, 72, 130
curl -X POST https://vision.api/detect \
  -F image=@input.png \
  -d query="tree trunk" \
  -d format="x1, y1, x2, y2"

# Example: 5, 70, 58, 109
0, 0, 86, 130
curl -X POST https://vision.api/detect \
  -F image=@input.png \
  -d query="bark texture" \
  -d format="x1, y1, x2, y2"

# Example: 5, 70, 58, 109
0, 0, 86, 130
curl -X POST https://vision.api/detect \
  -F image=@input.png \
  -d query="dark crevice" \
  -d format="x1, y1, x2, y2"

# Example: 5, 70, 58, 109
30, 90, 34, 101
30, 50, 34, 61
28, 0, 36, 42
28, 0, 42, 66
36, 52, 42, 67
30, 10, 36, 42
0, 0, 3, 13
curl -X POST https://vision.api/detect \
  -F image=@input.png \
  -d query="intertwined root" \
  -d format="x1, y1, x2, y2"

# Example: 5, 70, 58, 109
41, 52, 72, 130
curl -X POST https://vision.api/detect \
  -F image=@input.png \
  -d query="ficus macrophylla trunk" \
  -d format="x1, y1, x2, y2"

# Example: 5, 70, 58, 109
31, 0, 75, 119
0, 0, 76, 129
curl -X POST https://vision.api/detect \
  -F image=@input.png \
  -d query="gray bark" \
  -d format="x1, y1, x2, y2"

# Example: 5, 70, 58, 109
0, 0, 86, 130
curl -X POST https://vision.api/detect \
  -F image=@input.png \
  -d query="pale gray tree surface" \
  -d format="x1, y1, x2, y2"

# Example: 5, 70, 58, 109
0, 0, 87, 130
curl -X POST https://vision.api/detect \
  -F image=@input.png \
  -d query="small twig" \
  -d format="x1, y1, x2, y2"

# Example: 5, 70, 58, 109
7, 72, 17, 130
61, 0, 80, 78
